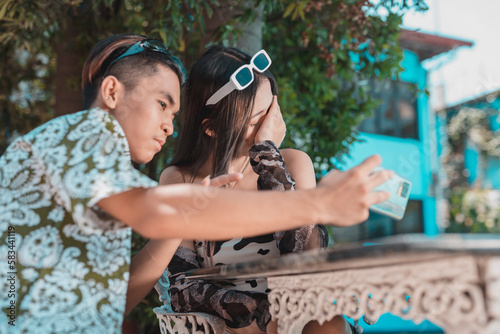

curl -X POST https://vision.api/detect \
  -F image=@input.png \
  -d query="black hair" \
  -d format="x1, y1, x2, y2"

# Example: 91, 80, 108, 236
170, 45, 278, 180
81, 33, 186, 109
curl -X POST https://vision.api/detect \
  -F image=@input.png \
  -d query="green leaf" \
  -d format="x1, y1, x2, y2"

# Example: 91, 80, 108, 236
298, 6, 305, 21
0, 0, 12, 21
283, 3, 295, 18
202, 1, 214, 18
159, 29, 167, 45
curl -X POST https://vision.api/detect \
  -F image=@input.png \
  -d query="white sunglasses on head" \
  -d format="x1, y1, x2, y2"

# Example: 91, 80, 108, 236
205, 49, 272, 106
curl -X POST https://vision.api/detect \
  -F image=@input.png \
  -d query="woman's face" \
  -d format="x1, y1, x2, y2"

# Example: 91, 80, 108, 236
112, 65, 181, 164
243, 79, 273, 150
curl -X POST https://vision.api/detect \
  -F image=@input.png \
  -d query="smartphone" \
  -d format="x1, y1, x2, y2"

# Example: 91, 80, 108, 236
369, 168, 412, 220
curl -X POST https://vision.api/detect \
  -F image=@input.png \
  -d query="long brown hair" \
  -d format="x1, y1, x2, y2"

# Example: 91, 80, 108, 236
171, 46, 278, 265
170, 45, 278, 181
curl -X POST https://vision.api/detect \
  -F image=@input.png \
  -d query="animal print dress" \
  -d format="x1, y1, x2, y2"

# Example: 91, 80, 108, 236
156, 140, 329, 331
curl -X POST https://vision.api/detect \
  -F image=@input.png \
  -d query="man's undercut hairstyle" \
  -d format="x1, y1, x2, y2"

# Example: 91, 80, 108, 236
81, 33, 186, 109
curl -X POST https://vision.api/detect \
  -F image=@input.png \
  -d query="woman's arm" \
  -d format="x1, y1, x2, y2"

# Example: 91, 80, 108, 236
281, 148, 328, 250
125, 167, 241, 314
252, 96, 325, 252
125, 235, 182, 314
125, 167, 186, 314
280, 148, 316, 190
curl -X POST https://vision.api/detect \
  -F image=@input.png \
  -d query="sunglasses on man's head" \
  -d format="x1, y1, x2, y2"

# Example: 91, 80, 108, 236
103, 39, 185, 79
205, 50, 272, 106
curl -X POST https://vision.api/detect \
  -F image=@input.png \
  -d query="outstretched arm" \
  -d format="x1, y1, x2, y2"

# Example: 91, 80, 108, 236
98, 155, 392, 241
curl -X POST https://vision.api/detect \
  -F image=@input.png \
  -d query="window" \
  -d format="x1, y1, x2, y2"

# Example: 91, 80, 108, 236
358, 80, 419, 139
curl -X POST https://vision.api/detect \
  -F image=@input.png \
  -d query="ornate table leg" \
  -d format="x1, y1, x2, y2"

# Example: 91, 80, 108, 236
154, 307, 226, 334
486, 257, 500, 334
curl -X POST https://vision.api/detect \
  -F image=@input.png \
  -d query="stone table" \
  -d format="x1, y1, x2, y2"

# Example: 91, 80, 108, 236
184, 233, 500, 334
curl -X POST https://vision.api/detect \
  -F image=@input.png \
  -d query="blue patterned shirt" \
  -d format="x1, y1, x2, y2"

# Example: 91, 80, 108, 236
0, 108, 157, 333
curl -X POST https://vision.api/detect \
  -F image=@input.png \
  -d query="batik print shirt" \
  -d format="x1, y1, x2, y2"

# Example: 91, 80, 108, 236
0, 108, 157, 333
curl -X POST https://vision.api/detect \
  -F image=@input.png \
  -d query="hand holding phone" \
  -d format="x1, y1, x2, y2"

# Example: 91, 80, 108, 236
369, 167, 412, 220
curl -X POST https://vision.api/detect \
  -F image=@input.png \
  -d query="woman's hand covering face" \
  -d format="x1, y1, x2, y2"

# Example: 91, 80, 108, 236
255, 96, 286, 147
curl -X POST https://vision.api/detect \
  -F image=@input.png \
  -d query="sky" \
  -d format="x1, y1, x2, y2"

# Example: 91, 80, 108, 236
402, 0, 500, 109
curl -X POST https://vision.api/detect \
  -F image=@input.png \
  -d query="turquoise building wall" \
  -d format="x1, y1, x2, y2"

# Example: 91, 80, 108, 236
336, 49, 439, 236
337, 49, 443, 332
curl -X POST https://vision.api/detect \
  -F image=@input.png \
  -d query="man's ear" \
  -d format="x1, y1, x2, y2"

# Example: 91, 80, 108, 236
100, 76, 122, 109
202, 118, 215, 137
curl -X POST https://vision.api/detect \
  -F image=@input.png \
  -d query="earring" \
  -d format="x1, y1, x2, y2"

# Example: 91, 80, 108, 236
104, 96, 109, 100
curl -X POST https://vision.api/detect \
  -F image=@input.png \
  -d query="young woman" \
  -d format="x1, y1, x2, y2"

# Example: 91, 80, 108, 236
154, 46, 358, 334
0, 34, 391, 333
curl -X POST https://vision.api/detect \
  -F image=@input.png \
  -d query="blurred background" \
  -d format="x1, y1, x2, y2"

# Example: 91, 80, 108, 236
1, 0, 498, 333
333, 0, 500, 246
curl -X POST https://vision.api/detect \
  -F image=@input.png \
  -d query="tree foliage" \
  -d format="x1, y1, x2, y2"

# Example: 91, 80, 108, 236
0, 0, 221, 155
0, 0, 428, 169
265, 0, 428, 172
447, 187, 500, 234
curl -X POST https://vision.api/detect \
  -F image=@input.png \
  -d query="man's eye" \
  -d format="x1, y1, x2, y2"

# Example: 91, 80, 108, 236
159, 101, 167, 110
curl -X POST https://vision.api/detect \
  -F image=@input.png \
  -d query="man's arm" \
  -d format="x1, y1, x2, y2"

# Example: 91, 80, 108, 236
98, 155, 391, 241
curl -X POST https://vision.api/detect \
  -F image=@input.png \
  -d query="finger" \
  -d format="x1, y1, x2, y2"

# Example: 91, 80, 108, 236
366, 169, 394, 189
269, 96, 285, 132
210, 173, 243, 187
267, 95, 279, 116
275, 97, 282, 117
273, 97, 283, 119
255, 96, 285, 145
327, 169, 344, 177
354, 155, 382, 175
200, 175, 211, 187
257, 97, 275, 128
367, 190, 391, 206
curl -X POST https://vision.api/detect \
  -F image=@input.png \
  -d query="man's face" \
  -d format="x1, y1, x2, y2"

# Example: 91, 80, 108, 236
113, 65, 181, 164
